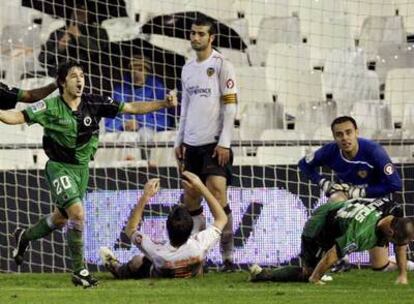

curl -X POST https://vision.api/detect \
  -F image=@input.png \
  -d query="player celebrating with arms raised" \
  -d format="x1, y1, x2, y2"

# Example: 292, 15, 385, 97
0, 61, 177, 288
174, 17, 238, 271
298, 116, 404, 272
100, 171, 227, 279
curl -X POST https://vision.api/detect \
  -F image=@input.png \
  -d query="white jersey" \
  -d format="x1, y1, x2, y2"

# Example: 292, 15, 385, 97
131, 226, 221, 278
175, 49, 237, 148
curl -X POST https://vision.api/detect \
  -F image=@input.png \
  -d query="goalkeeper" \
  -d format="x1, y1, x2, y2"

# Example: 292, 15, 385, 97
298, 115, 403, 272
250, 193, 414, 285
0, 60, 177, 288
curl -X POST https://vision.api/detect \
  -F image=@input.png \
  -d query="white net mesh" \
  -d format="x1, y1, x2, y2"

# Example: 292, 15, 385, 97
1, 0, 414, 272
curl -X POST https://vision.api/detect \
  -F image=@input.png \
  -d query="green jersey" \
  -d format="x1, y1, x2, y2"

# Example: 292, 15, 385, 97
303, 198, 394, 258
23, 94, 123, 165
334, 199, 388, 257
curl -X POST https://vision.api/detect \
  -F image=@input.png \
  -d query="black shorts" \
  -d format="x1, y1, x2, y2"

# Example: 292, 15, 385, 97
300, 236, 333, 269
128, 256, 152, 279
183, 143, 233, 185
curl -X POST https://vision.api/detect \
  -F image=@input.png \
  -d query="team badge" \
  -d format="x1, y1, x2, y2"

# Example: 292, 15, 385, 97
226, 79, 234, 89
357, 170, 368, 178
83, 116, 92, 126
30, 100, 46, 113
207, 67, 215, 77
384, 163, 394, 175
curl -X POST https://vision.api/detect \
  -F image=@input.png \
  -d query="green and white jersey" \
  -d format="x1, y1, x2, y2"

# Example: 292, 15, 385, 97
334, 199, 388, 257
302, 198, 397, 257
23, 94, 123, 165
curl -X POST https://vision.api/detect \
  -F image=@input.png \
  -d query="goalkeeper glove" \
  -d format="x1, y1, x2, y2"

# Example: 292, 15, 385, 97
319, 178, 332, 195
319, 178, 348, 196
346, 185, 366, 198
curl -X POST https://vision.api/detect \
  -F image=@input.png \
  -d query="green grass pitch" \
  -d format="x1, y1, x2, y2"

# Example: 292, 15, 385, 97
1, 270, 414, 304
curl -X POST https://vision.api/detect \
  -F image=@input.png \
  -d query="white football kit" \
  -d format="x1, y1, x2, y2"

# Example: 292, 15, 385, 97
131, 225, 222, 278
175, 49, 237, 148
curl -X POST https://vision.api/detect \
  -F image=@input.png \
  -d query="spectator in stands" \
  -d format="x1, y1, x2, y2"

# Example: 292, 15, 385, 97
38, 1, 110, 94
105, 55, 171, 159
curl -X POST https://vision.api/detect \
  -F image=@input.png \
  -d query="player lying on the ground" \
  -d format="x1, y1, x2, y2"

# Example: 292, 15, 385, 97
100, 171, 227, 279
249, 192, 414, 284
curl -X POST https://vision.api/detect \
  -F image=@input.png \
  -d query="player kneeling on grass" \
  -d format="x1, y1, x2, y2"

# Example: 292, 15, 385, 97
100, 171, 227, 279
250, 192, 414, 285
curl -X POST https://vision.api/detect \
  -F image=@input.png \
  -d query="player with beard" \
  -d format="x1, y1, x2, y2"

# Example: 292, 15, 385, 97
174, 17, 238, 271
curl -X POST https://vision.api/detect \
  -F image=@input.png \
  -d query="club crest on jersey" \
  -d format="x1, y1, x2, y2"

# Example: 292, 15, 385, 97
384, 163, 394, 175
83, 116, 92, 126
30, 100, 46, 113
357, 170, 368, 178
226, 79, 234, 89
206, 67, 215, 77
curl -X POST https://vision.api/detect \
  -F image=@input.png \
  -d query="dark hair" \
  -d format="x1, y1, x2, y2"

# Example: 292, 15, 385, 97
192, 16, 216, 35
166, 205, 193, 247
330, 116, 358, 132
390, 217, 414, 245
56, 61, 84, 94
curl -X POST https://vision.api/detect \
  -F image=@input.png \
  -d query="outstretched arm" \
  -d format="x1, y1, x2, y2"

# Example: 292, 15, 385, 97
121, 90, 177, 115
19, 82, 57, 103
125, 179, 160, 239
181, 171, 227, 231
308, 246, 339, 284
0, 110, 26, 125
395, 244, 408, 284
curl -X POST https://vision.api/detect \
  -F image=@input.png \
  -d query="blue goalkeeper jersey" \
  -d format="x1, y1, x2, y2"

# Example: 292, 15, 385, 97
298, 138, 402, 198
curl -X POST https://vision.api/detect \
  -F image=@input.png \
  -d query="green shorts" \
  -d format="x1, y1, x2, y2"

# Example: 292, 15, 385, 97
45, 160, 89, 213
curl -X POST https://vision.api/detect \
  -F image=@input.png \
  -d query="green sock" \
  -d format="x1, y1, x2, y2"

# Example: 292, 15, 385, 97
24, 216, 55, 241
66, 227, 85, 272
252, 266, 307, 282
268, 266, 307, 282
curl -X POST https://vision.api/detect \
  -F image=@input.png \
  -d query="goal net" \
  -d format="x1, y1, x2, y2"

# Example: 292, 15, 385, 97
1, 0, 414, 272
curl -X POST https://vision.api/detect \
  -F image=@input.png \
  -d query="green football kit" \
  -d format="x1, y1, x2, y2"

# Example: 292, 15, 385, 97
301, 198, 397, 267
23, 94, 124, 211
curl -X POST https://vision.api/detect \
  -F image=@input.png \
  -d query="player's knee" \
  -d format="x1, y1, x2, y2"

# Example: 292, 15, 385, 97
182, 192, 202, 210
129, 255, 145, 270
